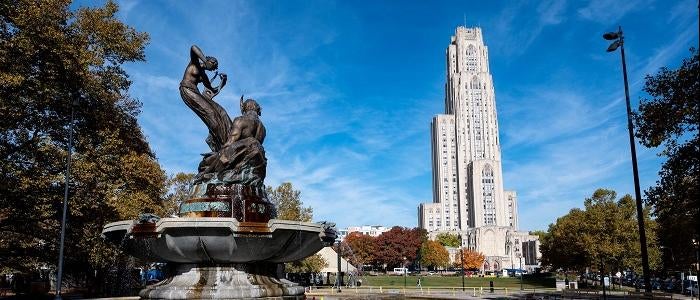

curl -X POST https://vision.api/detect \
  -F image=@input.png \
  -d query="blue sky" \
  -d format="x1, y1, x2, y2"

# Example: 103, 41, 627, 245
89, 0, 697, 231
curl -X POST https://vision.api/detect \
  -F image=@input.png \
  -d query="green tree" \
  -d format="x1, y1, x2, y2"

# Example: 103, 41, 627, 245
285, 254, 327, 273
529, 230, 547, 241
634, 48, 698, 271
267, 182, 312, 222
435, 233, 461, 247
163, 172, 195, 217
539, 208, 589, 271
419, 240, 449, 270
0, 0, 162, 278
540, 189, 660, 273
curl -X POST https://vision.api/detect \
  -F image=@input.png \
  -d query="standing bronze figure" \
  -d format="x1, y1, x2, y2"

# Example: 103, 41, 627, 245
180, 45, 230, 152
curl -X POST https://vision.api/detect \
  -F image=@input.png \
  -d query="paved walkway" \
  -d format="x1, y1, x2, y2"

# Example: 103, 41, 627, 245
307, 287, 697, 299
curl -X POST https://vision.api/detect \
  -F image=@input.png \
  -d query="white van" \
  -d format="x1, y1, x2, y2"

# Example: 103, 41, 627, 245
393, 267, 408, 275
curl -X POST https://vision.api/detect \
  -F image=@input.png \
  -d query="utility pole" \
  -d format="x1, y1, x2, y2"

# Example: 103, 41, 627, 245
602, 26, 651, 293
461, 249, 465, 291
55, 96, 77, 300
336, 240, 342, 293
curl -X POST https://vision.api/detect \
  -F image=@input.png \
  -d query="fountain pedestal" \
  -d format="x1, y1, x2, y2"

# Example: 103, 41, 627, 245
140, 263, 303, 299
102, 218, 335, 299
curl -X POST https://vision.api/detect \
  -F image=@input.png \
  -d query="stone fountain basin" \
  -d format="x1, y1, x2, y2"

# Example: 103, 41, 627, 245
102, 218, 335, 264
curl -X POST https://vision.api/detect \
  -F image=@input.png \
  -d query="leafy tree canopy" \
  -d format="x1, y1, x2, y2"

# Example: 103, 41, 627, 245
634, 48, 698, 270
455, 249, 485, 271
0, 0, 162, 274
344, 232, 376, 269
540, 189, 660, 273
267, 182, 312, 222
163, 172, 195, 217
374, 227, 426, 269
419, 240, 449, 269
435, 233, 460, 247
285, 254, 327, 273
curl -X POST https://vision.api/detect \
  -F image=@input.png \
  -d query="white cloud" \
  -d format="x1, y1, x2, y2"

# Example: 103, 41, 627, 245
577, 0, 654, 24
630, 21, 698, 87
488, 0, 567, 57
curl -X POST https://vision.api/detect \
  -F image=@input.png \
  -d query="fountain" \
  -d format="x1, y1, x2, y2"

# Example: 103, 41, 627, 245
102, 45, 336, 299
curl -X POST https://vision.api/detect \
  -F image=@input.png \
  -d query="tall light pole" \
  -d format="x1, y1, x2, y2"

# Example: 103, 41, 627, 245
600, 256, 607, 300
603, 26, 652, 293
460, 248, 465, 291
55, 96, 77, 300
336, 240, 342, 293
403, 256, 407, 290
518, 253, 523, 291
694, 239, 699, 300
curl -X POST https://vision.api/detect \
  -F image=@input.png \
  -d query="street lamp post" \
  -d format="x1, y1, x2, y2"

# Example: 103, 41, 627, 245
55, 97, 77, 300
337, 240, 342, 293
461, 249, 465, 291
403, 256, 407, 290
600, 257, 607, 300
603, 26, 652, 293
515, 244, 523, 291
696, 238, 699, 271
507, 239, 513, 274
694, 239, 699, 300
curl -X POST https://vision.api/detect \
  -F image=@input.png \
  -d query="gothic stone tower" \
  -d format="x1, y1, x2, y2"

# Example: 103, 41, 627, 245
420, 26, 517, 232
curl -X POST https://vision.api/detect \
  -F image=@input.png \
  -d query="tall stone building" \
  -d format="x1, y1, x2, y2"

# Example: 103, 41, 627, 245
418, 26, 539, 273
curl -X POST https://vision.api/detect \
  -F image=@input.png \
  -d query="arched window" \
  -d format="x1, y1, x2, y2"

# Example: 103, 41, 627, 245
471, 76, 480, 90
466, 45, 476, 56
482, 165, 493, 177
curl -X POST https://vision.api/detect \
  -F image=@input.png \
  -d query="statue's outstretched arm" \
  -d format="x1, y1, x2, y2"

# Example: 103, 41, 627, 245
190, 45, 207, 65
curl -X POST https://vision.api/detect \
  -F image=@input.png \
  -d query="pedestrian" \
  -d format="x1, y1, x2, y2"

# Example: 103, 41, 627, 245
416, 276, 422, 288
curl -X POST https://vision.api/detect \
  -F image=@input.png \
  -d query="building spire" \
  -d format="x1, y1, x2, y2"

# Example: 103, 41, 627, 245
463, 13, 467, 27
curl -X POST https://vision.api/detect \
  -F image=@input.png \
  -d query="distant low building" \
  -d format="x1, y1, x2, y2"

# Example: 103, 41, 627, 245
337, 225, 390, 241
317, 247, 357, 274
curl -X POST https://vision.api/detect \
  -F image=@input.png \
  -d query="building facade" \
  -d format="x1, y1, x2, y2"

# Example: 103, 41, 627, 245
418, 26, 539, 273
337, 225, 390, 242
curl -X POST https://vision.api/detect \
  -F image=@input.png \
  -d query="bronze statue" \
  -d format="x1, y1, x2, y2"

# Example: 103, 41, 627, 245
179, 45, 266, 187
180, 45, 230, 152
198, 96, 267, 186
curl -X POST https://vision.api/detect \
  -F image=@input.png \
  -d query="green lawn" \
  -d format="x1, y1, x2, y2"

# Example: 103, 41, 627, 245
350, 275, 555, 289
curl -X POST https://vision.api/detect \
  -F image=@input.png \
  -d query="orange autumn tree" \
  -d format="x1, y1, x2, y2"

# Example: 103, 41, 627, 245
455, 248, 485, 271
345, 232, 377, 269
419, 240, 450, 270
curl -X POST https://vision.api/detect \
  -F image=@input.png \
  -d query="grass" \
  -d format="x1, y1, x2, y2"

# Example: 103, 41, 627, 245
347, 275, 555, 289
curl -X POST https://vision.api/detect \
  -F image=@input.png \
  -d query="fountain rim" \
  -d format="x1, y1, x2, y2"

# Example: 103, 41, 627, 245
102, 217, 334, 237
